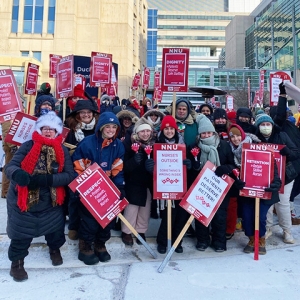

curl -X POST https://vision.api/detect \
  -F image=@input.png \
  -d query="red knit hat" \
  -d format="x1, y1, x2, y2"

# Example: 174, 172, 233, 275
228, 124, 246, 140
73, 84, 86, 99
160, 115, 178, 131
227, 110, 237, 123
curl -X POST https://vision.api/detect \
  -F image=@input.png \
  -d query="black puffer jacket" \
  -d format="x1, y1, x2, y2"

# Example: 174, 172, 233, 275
4, 141, 74, 240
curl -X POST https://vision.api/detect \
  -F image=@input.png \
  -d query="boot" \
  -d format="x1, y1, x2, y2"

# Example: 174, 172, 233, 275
10, 259, 28, 282
68, 230, 78, 240
121, 232, 133, 246
94, 241, 111, 263
78, 239, 99, 265
49, 249, 63, 266
243, 236, 254, 253
259, 237, 266, 255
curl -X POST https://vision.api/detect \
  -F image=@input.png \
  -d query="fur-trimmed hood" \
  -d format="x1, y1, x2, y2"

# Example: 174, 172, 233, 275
116, 110, 139, 124
143, 109, 165, 127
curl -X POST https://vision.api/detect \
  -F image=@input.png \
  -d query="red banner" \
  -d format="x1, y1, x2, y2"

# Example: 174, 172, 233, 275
153, 144, 187, 200
154, 71, 160, 90
24, 63, 39, 95
180, 161, 234, 227
142, 67, 150, 89
49, 54, 62, 78
69, 163, 128, 228
161, 48, 189, 92
90, 52, 112, 87
56, 55, 74, 98
153, 88, 163, 103
131, 73, 141, 90
258, 69, 266, 103
0, 69, 23, 123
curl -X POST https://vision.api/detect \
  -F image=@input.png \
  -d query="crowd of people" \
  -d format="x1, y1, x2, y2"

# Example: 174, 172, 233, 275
2, 81, 300, 282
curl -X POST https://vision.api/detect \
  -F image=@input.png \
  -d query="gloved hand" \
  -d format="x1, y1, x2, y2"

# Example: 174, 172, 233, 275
117, 186, 126, 200
145, 158, 155, 173
28, 174, 53, 189
12, 169, 30, 186
279, 82, 286, 95
234, 179, 246, 190
183, 159, 192, 170
215, 165, 231, 177
134, 152, 144, 165
265, 180, 282, 192
193, 161, 201, 171
279, 146, 291, 156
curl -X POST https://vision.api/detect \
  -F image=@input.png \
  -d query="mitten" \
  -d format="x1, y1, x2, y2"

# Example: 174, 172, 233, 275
264, 181, 281, 192
134, 152, 144, 165
12, 169, 30, 186
193, 161, 201, 171
279, 146, 291, 156
145, 158, 155, 173
183, 159, 192, 170
279, 82, 286, 95
215, 165, 231, 177
234, 179, 246, 190
29, 174, 53, 188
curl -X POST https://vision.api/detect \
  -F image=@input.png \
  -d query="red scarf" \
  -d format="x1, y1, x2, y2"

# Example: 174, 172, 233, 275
17, 131, 66, 212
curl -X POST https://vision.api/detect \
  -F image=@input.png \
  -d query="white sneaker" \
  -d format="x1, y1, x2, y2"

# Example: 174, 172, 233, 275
283, 231, 295, 244
265, 228, 272, 239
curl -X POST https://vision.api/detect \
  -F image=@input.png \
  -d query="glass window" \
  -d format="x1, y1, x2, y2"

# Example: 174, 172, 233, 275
13, 0, 20, 5
23, 0, 45, 33
48, 21, 54, 34
25, 0, 33, 5
48, 7, 55, 20
11, 1, 19, 33
49, 0, 56, 7
34, 20, 42, 33
24, 6, 33, 20
23, 20, 32, 33
35, 6, 43, 20
36, 0, 44, 5
48, 1, 55, 33
21, 51, 29, 56
33, 51, 41, 61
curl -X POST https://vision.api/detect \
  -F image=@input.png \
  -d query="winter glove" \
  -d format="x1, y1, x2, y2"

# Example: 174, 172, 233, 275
215, 165, 231, 177
28, 174, 53, 189
134, 152, 144, 165
145, 158, 155, 173
12, 169, 31, 186
279, 146, 291, 156
264, 180, 282, 193
183, 159, 192, 170
234, 179, 246, 190
117, 186, 126, 200
193, 161, 201, 171
279, 82, 286, 95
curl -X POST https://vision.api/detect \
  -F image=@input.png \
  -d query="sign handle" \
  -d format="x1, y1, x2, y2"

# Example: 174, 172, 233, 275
118, 213, 157, 259
158, 214, 194, 273
172, 92, 176, 117
167, 200, 172, 251
254, 197, 260, 260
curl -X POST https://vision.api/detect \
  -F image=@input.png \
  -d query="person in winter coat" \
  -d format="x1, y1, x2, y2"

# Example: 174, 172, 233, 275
121, 118, 156, 246
228, 124, 281, 254
155, 115, 191, 254
4, 112, 74, 282
236, 107, 256, 134
255, 113, 299, 244
34, 94, 56, 117
143, 109, 165, 132
213, 108, 231, 141
100, 94, 115, 114
35, 82, 53, 102
72, 112, 125, 265
192, 114, 235, 252
116, 110, 139, 141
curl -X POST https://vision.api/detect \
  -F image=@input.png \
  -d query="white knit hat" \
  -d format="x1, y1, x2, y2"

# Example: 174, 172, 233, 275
35, 111, 63, 136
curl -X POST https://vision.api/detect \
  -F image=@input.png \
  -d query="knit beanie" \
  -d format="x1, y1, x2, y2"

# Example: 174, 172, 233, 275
196, 114, 216, 134
34, 95, 56, 116
213, 108, 228, 121
35, 111, 63, 136
237, 107, 252, 119
160, 115, 178, 131
227, 110, 236, 122
73, 84, 86, 99
255, 113, 274, 127
40, 82, 51, 94
228, 124, 245, 140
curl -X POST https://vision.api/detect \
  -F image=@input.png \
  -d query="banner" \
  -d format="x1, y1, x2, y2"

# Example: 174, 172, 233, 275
153, 144, 187, 200
56, 55, 74, 98
24, 63, 39, 95
89, 52, 112, 87
154, 71, 160, 90
142, 67, 150, 89
161, 48, 189, 92
180, 161, 234, 227
131, 73, 141, 90
69, 163, 128, 228
239, 143, 274, 199
74, 74, 86, 90
0, 69, 23, 123
153, 88, 163, 103
258, 69, 266, 103
49, 54, 62, 78
226, 95, 234, 110
269, 71, 292, 106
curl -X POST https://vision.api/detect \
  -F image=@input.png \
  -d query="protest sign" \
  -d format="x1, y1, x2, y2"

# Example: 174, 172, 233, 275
142, 67, 150, 89
90, 52, 112, 87
0, 69, 23, 123
131, 73, 141, 90
161, 48, 189, 92
153, 88, 163, 103
49, 54, 62, 78
269, 71, 292, 106
56, 55, 74, 98
258, 69, 266, 103
153, 144, 187, 200
24, 63, 39, 95
226, 95, 234, 110
154, 71, 160, 90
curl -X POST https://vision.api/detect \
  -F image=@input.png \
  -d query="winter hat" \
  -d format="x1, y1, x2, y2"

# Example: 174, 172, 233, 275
227, 110, 236, 122
133, 118, 153, 135
116, 110, 139, 124
160, 115, 178, 131
40, 82, 51, 94
67, 99, 99, 117
255, 113, 274, 127
228, 124, 245, 140
34, 95, 56, 116
255, 109, 264, 116
73, 84, 86, 99
101, 94, 111, 103
213, 108, 228, 121
35, 111, 63, 136
237, 107, 252, 119
196, 114, 216, 134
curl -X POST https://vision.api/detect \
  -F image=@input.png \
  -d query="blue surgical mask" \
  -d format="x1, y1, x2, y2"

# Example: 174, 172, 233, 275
40, 108, 51, 115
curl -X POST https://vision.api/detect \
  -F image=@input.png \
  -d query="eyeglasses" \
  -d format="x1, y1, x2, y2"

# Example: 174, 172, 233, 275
42, 127, 56, 132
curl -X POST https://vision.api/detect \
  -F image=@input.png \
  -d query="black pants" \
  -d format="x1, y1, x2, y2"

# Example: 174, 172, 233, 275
8, 230, 66, 262
195, 195, 230, 249
156, 201, 189, 247
68, 190, 80, 231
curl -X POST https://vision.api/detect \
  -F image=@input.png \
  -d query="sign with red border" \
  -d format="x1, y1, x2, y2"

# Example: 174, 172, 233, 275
226, 95, 234, 110
56, 55, 74, 98
90, 52, 112, 87
142, 67, 150, 89
161, 48, 189, 92
153, 144, 187, 200
154, 71, 160, 90
69, 163, 128, 228
24, 63, 39, 95
153, 88, 163, 103
269, 71, 292, 106
179, 161, 234, 227
131, 73, 141, 90
49, 54, 62, 78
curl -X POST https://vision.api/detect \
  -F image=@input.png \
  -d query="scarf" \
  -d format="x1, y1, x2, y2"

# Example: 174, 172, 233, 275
74, 117, 96, 142
17, 131, 65, 212
198, 134, 220, 167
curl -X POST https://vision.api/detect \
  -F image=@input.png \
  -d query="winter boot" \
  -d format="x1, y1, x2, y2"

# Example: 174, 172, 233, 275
10, 259, 28, 282
283, 231, 295, 244
243, 236, 254, 253
49, 249, 63, 266
68, 230, 78, 240
259, 237, 266, 255
78, 239, 99, 265
121, 232, 133, 246
94, 241, 111, 263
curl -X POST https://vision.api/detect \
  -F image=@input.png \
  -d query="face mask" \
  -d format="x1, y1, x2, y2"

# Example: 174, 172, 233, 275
214, 124, 227, 133
259, 125, 272, 136
40, 108, 50, 115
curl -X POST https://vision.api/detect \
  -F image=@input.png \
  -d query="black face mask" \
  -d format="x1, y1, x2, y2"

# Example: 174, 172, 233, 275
214, 123, 227, 133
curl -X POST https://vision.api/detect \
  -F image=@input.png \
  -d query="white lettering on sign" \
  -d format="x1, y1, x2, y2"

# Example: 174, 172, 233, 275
75, 168, 93, 184
169, 49, 183, 53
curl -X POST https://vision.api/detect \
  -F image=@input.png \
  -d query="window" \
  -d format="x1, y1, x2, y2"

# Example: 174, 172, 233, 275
48, 0, 56, 34
21, 51, 29, 57
11, 0, 19, 33
23, 0, 44, 34
32, 51, 41, 61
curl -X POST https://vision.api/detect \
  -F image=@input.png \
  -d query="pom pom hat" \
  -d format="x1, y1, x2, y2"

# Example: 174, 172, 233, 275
160, 115, 178, 131
35, 111, 63, 136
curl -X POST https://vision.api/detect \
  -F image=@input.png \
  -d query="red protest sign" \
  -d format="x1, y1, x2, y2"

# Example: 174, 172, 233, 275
239, 143, 274, 199
4, 112, 70, 146
131, 73, 141, 90
24, 63, 39, 95
56, 55, 74, 98
258, 69, 266, 103
0, 69, 23, 123
105, 83, 117, 98
49, 54, 62, 78
180, 161, 234, 227
142, 67, 150, 89
153, 144, 187, 200
154, 71, 160, 90
161, 48, 189, 92
90, 52, 112, 87
69, 163, 128, 228
153, 88, 163, 103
